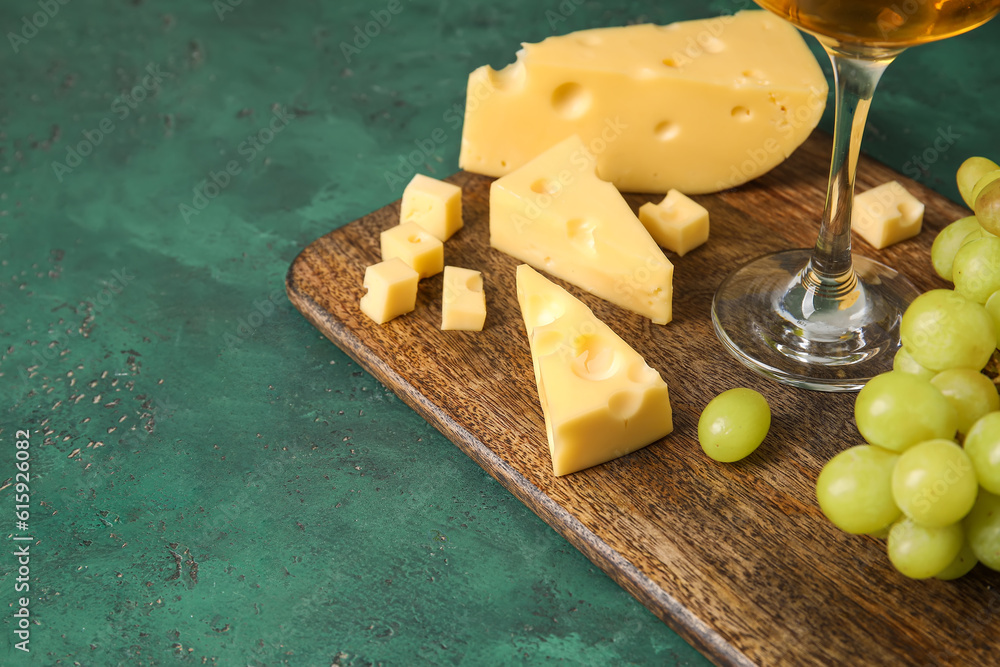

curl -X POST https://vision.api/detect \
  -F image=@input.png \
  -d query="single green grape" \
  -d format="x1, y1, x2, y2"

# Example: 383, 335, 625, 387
854, 372, 957, 452
900, 289, 995, 372
975, 178, 1000, 236
957, 156, 1000, 208
963, 411, 1000, 494
963, 490, 1000, 571
816, 445, 901, 534
930, 368, 1000, 435
931, 216, 983, 282
891, 439, 978, 527
698, 388, 770, 463
970, 169, 1000, 209
887, 517, 964, 579
893, 346, 935, 380
934, 539, 978, 580
983, 290, 1000, 350
953, 237, 1000, 304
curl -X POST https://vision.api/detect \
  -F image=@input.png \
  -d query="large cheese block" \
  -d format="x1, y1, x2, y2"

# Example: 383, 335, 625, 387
460, 10, 827, 194
515, 265, 673, 476
491, 135, 673, 324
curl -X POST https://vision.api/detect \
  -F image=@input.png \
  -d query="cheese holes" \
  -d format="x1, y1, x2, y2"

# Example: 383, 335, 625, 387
655, 121, 680, 141
552, 82, 591, 119
577, 34, 602, 47
608, 390, 642, 421
662, 57, 678, 68
567, 218, 598, 255
571, 337, 619, 381
731, 106, 753, 121
407, 234, 424, 244
526, 294, 565, 328
628, 362, 659, 385
531, 178, 561, 195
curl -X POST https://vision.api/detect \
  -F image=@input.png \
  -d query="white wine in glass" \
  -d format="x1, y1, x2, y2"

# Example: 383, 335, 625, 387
711, 0, 1000, 391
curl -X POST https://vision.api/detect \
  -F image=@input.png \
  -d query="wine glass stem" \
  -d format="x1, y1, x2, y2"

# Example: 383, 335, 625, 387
810, 50, 897, 283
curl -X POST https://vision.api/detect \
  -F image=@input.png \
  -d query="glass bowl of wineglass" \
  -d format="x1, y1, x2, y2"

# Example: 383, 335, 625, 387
711, 0, 1000, 391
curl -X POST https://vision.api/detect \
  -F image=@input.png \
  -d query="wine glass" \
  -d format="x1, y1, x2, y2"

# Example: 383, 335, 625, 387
711, 0, 1000, 391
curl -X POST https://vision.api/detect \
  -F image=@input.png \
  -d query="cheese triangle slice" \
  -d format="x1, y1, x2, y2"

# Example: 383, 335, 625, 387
460, 10, 827, 194
516, 264, 673, 476
491, 135, 673, 324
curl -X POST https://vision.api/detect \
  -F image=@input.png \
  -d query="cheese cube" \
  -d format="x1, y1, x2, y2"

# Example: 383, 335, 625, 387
400, 174, 463, 241
380, 221, 444, 278
638, 190, 710, 256
516, 265, 673, 476
360, 258, 419, 325
441, 266, 486, 331
852, 181, 925, 250
490, 135, 673, 324
459, 11, 827, 194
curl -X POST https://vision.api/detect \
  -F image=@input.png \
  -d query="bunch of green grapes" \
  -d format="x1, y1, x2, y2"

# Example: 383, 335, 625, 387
932, 156, 1000, 316
818, 235, 1000, 579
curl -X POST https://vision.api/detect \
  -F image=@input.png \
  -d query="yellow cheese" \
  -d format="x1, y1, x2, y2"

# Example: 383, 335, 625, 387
490, 135, 673, 324
441, 266, 486, 331
360, 258, 419, 325
401, 174, 463, 241
638, 190, 710, 256
516, 264, 672, 476
460, 10, 827, 194
852, 181, 925, 250
380, 221, 444, 279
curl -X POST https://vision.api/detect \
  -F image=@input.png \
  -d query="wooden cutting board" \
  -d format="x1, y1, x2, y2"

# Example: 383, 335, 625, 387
286, 130, 997, 666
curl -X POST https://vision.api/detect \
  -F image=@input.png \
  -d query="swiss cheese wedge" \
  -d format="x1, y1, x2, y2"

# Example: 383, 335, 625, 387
461, 10, 827, 194
516, 265, 673, 476
491, 135, 673, 324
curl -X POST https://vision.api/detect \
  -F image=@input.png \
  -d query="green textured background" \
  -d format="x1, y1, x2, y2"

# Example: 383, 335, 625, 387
1, 1, 998, 665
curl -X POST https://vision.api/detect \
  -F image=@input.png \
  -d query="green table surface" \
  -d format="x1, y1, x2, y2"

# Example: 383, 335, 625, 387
1, 1, 998, 665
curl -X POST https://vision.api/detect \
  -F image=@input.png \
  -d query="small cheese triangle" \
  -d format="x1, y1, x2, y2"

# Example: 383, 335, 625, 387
516, 264, 673, 476
491, 135, 673, 324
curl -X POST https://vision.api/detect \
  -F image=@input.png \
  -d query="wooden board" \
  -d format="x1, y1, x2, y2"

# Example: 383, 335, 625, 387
285, 130, 997, 667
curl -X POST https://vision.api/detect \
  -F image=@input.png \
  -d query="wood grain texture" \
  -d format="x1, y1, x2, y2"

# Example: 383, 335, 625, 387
286, 130, 997, 667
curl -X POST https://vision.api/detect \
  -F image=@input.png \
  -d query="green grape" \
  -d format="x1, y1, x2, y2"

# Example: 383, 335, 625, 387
963, 411, 1000, 494
953, 237, 1000, 304
983, 290, 1000, 350
930, 369, 1000, 435
931, 216, 983, 281
900, 289, 995, 372
970, 169, 1000, 209
934, 539, 978, 580
963, 490, 1000, 571
975, 178, 1000, 236
893, 346, 935, 380
891, 439, 978, 527
855, 372, 957, 452
957, 156, 1000, 208
887, 517, 964, 579
816, 445, 901, 534
698, 388, 770, 463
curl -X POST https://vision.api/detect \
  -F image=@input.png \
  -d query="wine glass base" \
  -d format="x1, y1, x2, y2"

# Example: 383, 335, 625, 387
711, 249, 920, 392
